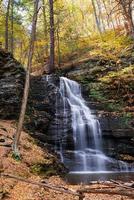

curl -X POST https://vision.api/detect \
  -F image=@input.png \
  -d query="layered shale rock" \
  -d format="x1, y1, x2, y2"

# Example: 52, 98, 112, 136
27, 75, 59, 135
28, 75, 73, 150
0, 50, 25, 119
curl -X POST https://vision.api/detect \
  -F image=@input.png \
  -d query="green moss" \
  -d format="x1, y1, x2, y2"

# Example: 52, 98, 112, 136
99, 65, 134, 83
121, 112, 133, 126
89, 88, 124, 112
44, 169, 57, 177
30, 164, 58, 177
12, 152, 21, 161
105, 102, 122, 112
90, 89, 106, 102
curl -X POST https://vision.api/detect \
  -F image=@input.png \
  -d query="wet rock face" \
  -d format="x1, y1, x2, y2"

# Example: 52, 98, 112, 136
27, 75, 60, 138
98, 116, 134, 162
29, 75, 74, 150
0, 50, 25, 119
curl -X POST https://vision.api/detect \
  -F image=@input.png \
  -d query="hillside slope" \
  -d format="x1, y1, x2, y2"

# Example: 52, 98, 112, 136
60, 35, 134, 128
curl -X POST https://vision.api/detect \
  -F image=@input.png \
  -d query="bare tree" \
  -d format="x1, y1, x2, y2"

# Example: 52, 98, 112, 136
49, 0, 55, 73
5, 0, 11, 51
112, 0, 134, 36
13, 0, 39, 157
120, 0, 134, 36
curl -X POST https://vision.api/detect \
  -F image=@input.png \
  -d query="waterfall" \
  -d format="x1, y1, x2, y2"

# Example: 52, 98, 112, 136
47, 75, 132, 173
60, 77, 106, 171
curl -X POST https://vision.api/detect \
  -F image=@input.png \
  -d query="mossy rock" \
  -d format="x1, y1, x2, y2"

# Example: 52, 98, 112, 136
30, 161, 67, 177
30, 164, 58, 177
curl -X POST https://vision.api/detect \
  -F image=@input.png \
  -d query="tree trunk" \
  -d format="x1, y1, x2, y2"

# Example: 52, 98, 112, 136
42, 0, 48, 57
126, 13, 134, 36
91, 0, 102, 35
108, 0, 116, 30
10, 0, 14, 55
49, 0, 55, 73
13, 0, 39, 157
119, 0, 134, 36
56, 19, 61, 68
5, 0, 11, 51
102, 0, 110, 28
19, 41, 23, 63
129, 2, 134, 36
96, 0, 106, 32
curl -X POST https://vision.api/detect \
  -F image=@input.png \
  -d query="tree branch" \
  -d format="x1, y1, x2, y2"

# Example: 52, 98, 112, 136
1, 173, 80, 197
1, 173, 134, 199
77, 188, 134, 198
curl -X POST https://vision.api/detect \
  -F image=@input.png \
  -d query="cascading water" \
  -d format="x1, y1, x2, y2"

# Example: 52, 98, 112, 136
46, 75, 133, 177
58, 77, 131, 172
60, 77, 106, 171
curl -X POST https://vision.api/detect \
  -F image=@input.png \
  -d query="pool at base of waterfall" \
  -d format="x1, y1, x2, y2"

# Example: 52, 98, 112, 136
66, 171, 134, 184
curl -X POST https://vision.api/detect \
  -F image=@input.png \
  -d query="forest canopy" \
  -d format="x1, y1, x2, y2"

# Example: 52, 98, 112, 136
0, 0, 134, 71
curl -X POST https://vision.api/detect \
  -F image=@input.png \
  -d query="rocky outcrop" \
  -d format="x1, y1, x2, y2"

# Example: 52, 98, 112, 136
0, 50, 58, 135
0, 50, 25, 119
98, 116, 134, 162
0, 50, 133, 165
26, 75, 59, 139
0, 50, 66, 173
28, 75, 74, 150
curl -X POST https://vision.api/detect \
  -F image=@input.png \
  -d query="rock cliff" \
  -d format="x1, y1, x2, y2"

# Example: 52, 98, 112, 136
0, 50, 25, 119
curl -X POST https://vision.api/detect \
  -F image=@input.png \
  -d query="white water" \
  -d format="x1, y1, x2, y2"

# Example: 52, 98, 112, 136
59, 77, 130, 172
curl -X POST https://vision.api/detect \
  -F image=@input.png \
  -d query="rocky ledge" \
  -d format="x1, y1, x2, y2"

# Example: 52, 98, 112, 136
0, 50, 57, 135
0, 50, 25, 119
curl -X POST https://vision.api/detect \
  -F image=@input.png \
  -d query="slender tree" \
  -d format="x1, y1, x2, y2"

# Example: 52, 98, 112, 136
13, 0, 39, 157
49, 0, 55, 73
42, 0, 48, 57
10, 0, 14, 54
56, 18, 61, 68
5, 0, 11, 51
112, 0, 134, 36
106, 0, 115, 30
101, 0, 110, 28
91, 0, 102, 34
120, 0, 134, 36
96, 0, 106, 32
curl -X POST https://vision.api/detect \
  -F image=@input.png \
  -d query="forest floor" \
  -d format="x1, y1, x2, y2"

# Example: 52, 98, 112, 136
0, 120, 134, 200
